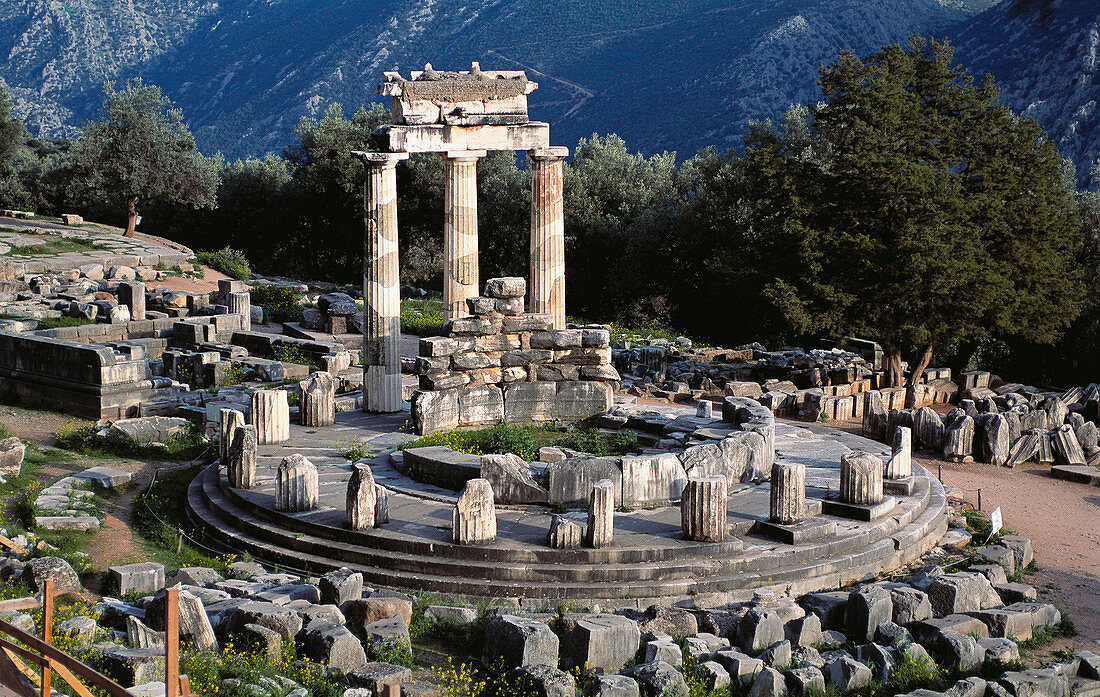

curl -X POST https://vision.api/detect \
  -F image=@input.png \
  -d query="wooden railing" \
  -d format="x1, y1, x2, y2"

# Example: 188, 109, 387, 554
0, 582, 192, 697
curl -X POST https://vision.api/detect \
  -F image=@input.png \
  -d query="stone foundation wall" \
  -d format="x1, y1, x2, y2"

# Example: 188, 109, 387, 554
0, 330, 183, 419
410, 277, 619, 435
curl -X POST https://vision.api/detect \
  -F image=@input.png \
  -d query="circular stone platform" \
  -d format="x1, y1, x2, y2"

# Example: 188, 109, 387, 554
186, 407, 947, 607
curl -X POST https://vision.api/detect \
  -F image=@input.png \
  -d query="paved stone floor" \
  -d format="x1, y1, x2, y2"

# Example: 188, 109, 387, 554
234, 404, 903, 556
0, 221, 191, 270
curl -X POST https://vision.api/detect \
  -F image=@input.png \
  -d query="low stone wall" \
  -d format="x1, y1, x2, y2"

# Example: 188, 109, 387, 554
410, 277, 619, 435
0, 330, 183, 419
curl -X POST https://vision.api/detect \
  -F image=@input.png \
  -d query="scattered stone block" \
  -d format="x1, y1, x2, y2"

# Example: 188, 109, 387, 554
0, 437, 25, 476
110, 562, 165, 596
562, 614, 641, 673
891, 587, 933, 625
102, 648, 165, 687
933, 630, 984, 673
483, 615, 559, 669
588, 674, 640, 697
645, 640, 683, 667
623, 661, 688, 697
300, 619, 367, 672
748, 665, 787, 697
360, 616, 411, 652
347, 663, 413, 693
24, 556, 81, 594
481, 452, 548, 504
846, 585, 892, 642
785, 666, 826, 696
547, 515, 582, 549
825, 655, 873, 691
739, 607, 784, 654
320, 568, 363, 606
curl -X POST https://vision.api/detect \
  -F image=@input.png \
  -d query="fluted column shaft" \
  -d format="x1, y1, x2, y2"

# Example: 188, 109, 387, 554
443, 151, 484, 322
359, 152, 408, 413
770, 462, 806, 525
529, 148, 568, 329
228, 291, 251, 332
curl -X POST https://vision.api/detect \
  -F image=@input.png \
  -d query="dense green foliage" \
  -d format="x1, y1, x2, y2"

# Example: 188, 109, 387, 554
70, 79, 220, 236
752, 38, 1083, 385
196, 246, 251, 280
4, 36, 1100, 386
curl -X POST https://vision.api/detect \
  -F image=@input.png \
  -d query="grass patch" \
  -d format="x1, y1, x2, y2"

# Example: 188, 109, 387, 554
4, 234, 102, 256
1015, 616, 1078, 655
130, 464, 230, 570
399, 422, 640, 461
53, 420, 211, 461
402, 298, 444, 337
0, 314, 98, 330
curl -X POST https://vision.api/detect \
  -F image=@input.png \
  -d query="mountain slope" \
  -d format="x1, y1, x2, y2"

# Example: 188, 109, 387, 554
953, 0, 1100, 180
1, 0, 1004, 162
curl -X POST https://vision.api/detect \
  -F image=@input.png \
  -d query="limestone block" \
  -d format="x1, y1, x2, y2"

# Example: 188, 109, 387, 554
839, 452, 884, 505
299, 372, 336, 427
275, 454, 318, 512
483, 615, 559, 668
748, 666, 786, 697
300, 619, 367, 672
1000, 535, 1034, 570
555, 381, 613, 423
146, 587, 217, 651
459, 385, 505, 426
978, 414, 1010, 466
548, 455, 621, 505
645, 641, 683, 667
510, 665, 575, 697
251, 390, 290, 445
484, 277, 526, 299
219, 408, 245, 465
319, 568, 363, 606
503, 382, 557, 423
933, 630, 983, 673
846, 585, 892, 642
913, 406, 944, 450
110, 562, 165, 596
481, 453, 548, 504
738, 607, 784, 654
343, 597, 413, 631
886, 426, 912, 479
347, 465, 377, 530
890, 587, 932, 625
681, 476, 727, 542
825, 656, 872, 691
411, 388, 460, 435
621, 453, 687, 507
562, 614, 641, 672
24, 557, 81, 594
725, 431, 769, 481
0, 436, 25, 477
924, 572, 1002, 616
453, 478, 496, 545
770, 462, 806, 525
943, 410, 975, 461
227, 425, 257, 489
547, 515, 582, 549
374, 484, 389, 525
118, 281, 146, 321
1052, 424, 1086, 466
586, 478, 615, 549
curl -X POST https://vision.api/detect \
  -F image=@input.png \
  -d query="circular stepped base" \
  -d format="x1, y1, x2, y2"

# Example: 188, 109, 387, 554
186, 459, 948, 606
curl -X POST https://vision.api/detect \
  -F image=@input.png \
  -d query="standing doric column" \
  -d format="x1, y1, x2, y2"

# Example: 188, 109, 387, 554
586, 478, 615, 548
529, 147, 568, 329
219, 408, 245, 465
681, 476, 727, 542
228, 291, 251, 332
886, 426, 912, 479
356, 151, 409, 413
299, 371, 336, 427
443, 150, 485, 322
839, 452, 884, 506
770, 462, 806, 525
251, 389, 289, 445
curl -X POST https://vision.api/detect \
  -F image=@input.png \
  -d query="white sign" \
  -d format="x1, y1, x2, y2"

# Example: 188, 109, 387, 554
989, 507, 1003, 539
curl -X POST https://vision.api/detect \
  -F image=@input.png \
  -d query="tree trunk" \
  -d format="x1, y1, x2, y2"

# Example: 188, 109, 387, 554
948, 340, 979, 381
884, 345, 904, 387
907, 341, 936, 388
124, 197, 137, 238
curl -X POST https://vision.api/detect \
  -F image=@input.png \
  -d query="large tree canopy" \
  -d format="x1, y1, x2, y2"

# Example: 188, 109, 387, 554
73, 79, 219, 237
755, 37, 1082, 385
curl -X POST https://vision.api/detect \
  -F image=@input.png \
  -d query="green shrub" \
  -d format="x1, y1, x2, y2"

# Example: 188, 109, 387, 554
196, 246, 251, 281
251, 285, 304, 324
401, 298, 445, 337
271, 342, 319, 369
400, 422, 641, 461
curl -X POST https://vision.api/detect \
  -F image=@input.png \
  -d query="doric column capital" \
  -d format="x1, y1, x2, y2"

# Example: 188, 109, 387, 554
442, 150, 487, 163
528, 146, 569, 162
354, 151, 410, 169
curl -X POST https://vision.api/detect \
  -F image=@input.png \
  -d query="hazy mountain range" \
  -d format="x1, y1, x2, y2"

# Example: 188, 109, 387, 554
1, 0, 1096, 176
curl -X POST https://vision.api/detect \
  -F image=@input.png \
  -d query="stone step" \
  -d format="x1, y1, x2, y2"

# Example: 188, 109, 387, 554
195, 467, 748, 583
187, 464, 949, 602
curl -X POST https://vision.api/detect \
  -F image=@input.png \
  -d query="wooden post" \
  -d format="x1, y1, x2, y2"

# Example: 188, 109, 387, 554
381, 683, 400, 697
165, 588, 179, 697
179, 675, 191, 697
40, 579, 53, 697
176, 529, 183, 555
